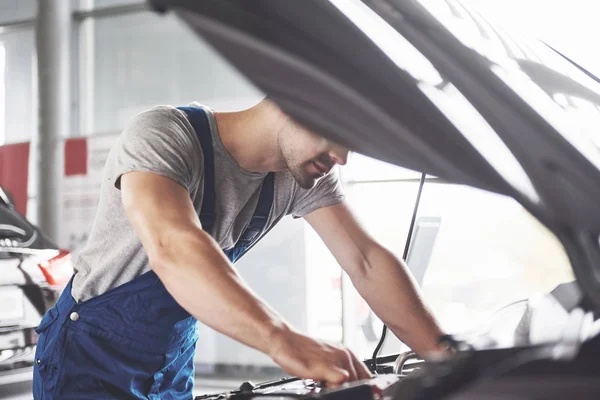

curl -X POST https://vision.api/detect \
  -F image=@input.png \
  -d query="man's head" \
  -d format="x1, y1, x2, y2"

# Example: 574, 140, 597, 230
276, 116, 349, 189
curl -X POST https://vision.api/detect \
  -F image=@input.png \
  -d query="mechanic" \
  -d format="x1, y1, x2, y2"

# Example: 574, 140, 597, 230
32, 99, 446, 399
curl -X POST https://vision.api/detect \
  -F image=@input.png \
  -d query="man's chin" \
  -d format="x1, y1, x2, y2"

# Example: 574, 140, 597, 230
295, 175, 319, 190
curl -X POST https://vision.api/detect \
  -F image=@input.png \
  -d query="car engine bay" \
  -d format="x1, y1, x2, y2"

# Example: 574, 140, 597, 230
195, 307, 600, 399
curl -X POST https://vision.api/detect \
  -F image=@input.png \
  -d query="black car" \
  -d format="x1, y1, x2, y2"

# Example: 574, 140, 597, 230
0, 186, 73, 372
148, 0, 600, 398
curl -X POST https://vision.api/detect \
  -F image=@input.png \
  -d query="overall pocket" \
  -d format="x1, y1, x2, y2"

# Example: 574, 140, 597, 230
35, 307, 59, 335
148, 337, 198, 400
55, 327, 167, 399
33, 307, 59, 399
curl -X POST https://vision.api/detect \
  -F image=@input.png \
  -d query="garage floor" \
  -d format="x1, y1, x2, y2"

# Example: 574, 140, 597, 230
0, 368, 246, 399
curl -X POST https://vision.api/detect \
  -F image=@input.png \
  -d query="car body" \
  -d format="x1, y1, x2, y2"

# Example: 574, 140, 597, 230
148, 0, 600, 398
0, 186, 72, 372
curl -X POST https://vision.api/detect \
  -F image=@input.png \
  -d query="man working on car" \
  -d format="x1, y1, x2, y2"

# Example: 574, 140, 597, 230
33, 99, 445, 399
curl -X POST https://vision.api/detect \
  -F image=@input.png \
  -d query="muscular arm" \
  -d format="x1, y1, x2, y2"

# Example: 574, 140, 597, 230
305, 202, 445, 357
120, 171, 371, 384
121, 171, 286, 354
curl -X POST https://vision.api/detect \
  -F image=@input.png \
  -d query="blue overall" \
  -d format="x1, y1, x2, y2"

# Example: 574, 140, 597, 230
32, 106, 275, 399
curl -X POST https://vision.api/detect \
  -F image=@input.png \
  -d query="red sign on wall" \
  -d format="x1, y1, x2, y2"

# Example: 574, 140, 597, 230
64, 138, 88, 177
0, 142, 30, 215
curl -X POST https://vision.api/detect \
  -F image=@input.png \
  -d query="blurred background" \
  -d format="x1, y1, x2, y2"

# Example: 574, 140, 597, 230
0, 0, 597, 397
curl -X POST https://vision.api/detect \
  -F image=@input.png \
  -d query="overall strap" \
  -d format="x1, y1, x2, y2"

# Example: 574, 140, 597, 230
178, 106, 275, 263
224, 172, 275, 263
239, 172, 275, 244
177, 106, 216, 235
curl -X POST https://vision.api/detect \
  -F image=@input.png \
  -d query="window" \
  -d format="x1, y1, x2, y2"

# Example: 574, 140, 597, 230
0, 28, 37, 144
0, 0, 36, 25
78, 11, 263, 135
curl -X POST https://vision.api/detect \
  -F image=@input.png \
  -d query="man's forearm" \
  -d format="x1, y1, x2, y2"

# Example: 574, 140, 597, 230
350, 244, 445, 357
149, 227, 289, 357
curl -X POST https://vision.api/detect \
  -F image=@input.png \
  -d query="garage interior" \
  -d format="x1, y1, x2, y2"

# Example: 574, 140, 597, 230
1, 0, 599, 399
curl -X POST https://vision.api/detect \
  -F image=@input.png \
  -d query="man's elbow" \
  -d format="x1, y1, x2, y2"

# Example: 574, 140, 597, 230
146, 234, 176, 276
146, 227, 213, 275
344, 247, 376, 282
345, 243, 396, 281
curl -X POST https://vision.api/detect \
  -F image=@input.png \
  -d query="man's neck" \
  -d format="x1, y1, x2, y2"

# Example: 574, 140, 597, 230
214, 102, 288, 174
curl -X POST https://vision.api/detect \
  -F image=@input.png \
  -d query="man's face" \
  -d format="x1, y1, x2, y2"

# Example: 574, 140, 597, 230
278, 120, 349, 189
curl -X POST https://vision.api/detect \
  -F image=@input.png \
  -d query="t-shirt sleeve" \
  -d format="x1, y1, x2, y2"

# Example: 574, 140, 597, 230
290, 166, 345, 218
112, 106, 202, 192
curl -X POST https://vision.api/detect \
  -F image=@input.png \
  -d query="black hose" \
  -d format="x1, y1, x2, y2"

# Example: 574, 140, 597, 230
370, 172, 427, 372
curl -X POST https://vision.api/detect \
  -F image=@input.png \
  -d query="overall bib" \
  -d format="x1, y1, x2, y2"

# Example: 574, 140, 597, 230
32, 106, 275, 399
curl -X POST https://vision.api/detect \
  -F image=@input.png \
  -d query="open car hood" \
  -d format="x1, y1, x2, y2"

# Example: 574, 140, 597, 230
149, 0, 600, 309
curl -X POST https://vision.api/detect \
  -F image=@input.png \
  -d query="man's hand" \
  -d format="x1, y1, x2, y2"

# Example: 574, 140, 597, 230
269, 327, 372, 387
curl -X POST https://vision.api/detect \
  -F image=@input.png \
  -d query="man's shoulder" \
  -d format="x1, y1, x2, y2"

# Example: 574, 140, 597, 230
118, 105, 201, 148
126, 105, 188, 128
111, 104, 205, 188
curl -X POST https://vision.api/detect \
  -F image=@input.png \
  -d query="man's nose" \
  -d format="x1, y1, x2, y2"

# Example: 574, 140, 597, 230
330, 147, 349, 166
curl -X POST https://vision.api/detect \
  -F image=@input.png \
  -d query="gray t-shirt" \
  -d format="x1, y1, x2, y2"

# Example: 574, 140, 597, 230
71, 104, 345, 302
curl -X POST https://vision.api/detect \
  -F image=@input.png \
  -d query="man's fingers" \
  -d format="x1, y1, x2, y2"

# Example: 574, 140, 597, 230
269, 331, 369, 387
349, 351, 373, 380
343, 350, 358, 381
325, 366, 350, 387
